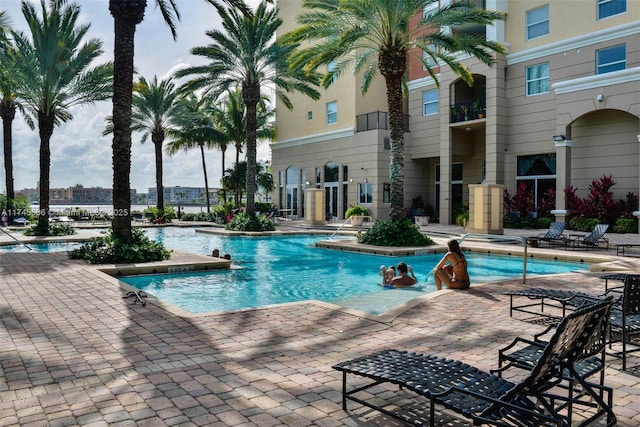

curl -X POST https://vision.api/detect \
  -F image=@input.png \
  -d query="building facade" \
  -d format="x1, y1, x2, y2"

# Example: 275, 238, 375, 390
147, 186, 219, 206
272, 0, 640, 225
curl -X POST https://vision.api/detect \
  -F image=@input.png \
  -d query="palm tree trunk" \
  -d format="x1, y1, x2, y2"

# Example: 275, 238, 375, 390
243, 84, 259, 216
1, 103, 16, 219
153, 135, 164, 211
37, 113, 55, 233
199, 143, 210, 213
381, 56, 407, 221
109, 1, 145, 242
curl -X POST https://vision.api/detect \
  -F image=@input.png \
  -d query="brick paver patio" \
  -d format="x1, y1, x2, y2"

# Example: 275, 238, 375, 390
1, 226, 640, 426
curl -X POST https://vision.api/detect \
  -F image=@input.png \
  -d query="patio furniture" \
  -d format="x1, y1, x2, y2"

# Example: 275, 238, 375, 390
526, 222, 567, 248
333, 298, 616, 427
493, 299, 611, 424
607, 274, 640, 371
505, 287, 599, 318
570, 224, 609, 250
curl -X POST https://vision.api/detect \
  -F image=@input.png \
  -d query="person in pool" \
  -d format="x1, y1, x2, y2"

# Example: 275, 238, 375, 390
433, 239, 470, 290
380, 265, 396, 285
388, 262, 417, 288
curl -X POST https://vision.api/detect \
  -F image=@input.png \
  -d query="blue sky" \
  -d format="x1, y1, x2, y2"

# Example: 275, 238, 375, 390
0, 0, 269, 194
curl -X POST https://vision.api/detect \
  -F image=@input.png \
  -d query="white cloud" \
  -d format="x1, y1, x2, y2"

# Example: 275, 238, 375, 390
0, 0, 271, 196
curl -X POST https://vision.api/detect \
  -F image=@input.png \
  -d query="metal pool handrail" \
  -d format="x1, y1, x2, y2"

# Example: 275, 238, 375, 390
458, 233, 528, 284
0, 227, 33, 251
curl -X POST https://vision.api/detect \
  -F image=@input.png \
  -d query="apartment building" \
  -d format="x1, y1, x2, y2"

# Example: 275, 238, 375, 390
272, 0, 640, 225
147, 186, 219, 206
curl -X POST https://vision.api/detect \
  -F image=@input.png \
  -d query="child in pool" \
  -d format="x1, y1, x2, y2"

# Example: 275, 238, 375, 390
380, 265, 396, 285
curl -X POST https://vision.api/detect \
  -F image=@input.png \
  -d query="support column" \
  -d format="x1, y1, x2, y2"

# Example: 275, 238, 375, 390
553, 136, 572, 223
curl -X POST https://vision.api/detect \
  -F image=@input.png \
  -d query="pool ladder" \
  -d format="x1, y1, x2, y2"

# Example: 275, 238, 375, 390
329, 217, 352, 239
458, 233, 528, 284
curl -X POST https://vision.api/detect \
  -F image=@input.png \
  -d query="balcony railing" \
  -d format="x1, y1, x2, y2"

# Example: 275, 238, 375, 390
356, 110, 410, 132
450, 100, 486, 123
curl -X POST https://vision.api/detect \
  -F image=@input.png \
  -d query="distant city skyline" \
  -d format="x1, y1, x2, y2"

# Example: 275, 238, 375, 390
0, 0, 271, 194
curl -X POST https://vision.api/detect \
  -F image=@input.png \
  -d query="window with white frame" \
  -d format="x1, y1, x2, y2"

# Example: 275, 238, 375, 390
596, 44, 626, 74
326, 101, 337, 124
358, 182, 373, 204
422, 89, 439, 116
525, 62, 549, 96
598, 0, 626, 19
526, 5, 549, 40
422, 48, 437, 70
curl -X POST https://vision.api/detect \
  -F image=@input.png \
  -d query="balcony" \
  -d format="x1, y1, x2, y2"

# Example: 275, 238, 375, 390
450, 100, 485, 124
356, 111, 410, 132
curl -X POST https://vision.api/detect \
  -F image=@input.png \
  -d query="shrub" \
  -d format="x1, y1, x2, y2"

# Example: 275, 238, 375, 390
345, 204, 369, 218
23, 222, 76, 236
568, 217, 599, 232
357, 218, 434, 247
68, 228, 171, 264
225, 212, 275, 232
536, 217, 553, 230
613, 218, 637, 234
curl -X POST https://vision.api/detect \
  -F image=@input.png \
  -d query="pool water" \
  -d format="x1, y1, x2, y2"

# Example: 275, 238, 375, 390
0, 242, 83, 253
117, 227, 589, 316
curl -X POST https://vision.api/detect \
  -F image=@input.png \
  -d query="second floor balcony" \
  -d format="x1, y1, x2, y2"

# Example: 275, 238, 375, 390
450, 99, 486, 124
356, 110, 410, 132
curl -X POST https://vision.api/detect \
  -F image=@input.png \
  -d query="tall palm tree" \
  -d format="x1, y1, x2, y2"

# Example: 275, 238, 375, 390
285, 0, 505, 220
109, 0, 251, 241
166, 93, 224, 213
107, 75, 180, 212
0, 12, 17, 218
11, 0, 112, 233
215, 87, 275, 180
176, 0, 319, 217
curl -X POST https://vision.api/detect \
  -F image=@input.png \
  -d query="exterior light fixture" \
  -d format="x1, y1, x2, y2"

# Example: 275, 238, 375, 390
552, 135, 567, 142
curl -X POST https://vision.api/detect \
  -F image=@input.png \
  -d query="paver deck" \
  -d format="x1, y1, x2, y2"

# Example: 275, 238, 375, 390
1, 224, 640, 426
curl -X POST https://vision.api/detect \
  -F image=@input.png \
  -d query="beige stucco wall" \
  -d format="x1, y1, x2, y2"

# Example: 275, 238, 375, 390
506, 0, 640, 54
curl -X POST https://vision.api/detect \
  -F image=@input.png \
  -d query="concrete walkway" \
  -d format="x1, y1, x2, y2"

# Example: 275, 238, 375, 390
1, 224, 640, 426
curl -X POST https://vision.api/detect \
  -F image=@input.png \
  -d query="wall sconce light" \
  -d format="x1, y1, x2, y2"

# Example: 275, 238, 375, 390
349, 178, 353, 183
552, 135, 567, 142
596, 94, 604, 102
304, 181, 310, 186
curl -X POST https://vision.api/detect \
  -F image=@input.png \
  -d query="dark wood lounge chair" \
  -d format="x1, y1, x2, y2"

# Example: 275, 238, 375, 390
333, 298, 615, 427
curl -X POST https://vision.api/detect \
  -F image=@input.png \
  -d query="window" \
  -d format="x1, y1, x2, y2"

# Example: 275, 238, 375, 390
358, 182, 373, 204
516, 153, 556, 209
526, 5, 549, 40
598, 0, 626, 19
307, 111, 312, 120
382, 183, 390, 204
422, 89, 439, 116
326, 101, 337, 124
422, 48, 437, 70
597, 44, 626, 74
526, 63, 549, 96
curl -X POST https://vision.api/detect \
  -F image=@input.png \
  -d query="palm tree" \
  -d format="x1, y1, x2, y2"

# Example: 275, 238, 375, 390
222, 161, 274, 209
176, 0, 319, 217
10, 0, 112, 233
109, 0, 252, 241
285, 0, 505, 220
0, 12, 17, 218
217, 87, 274, 166
166, 93, 224, 213
106, 75, 180, 212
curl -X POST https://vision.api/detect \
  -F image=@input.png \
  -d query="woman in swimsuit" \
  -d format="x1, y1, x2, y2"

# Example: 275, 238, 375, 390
433, 239, 470, 290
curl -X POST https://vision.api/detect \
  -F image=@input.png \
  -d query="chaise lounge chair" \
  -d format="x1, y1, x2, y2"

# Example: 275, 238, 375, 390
505, 287, 599, 318
571, 223, 609, 250
333, 298, 615, 427
607, 274, 640, 370
526, 222, 567, 248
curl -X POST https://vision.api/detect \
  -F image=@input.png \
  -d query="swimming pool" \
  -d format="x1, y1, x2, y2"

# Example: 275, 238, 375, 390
118, 227, 589, 316
0, 242, 84, 252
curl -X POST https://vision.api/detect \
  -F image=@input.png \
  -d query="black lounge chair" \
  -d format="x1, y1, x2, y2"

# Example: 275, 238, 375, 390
505, 287, 599, 318
607, 274, 640, 370
333, 298, 616, 427
571, 223, 609, 250
527, 222, 567, 248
